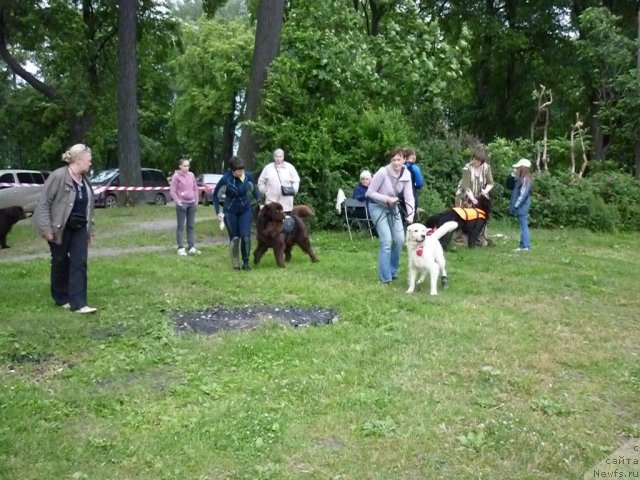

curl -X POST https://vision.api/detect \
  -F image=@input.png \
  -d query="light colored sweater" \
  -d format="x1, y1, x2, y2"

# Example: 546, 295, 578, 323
257, 161, 300, 212
366, 165, 415, 222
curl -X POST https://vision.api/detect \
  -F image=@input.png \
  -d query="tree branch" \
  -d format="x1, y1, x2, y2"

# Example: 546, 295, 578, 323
0, 7, 58, 100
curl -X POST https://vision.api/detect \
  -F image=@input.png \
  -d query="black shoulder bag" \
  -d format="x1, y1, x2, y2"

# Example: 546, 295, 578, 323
276, 166, 295, 196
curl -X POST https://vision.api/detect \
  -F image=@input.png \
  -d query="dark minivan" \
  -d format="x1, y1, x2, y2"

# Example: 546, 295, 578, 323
91, 168, 172, 208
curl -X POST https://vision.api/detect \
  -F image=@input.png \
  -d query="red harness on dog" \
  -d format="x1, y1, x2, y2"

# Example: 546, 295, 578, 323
416, 228, 437, 256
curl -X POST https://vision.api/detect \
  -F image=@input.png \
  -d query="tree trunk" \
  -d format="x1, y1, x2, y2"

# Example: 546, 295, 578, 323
117, 0, 142, 206
220, 94, 237, 171
636, 8, 640, 179
237, 0, 285, 170
588, 89, 606, 161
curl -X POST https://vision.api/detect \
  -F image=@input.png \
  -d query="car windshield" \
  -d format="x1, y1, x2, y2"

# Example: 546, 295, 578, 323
91, 169, 118, 186
202, 174, 222, 184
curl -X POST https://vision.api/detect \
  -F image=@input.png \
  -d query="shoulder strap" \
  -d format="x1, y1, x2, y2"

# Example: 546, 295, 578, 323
274, 164, 292, 186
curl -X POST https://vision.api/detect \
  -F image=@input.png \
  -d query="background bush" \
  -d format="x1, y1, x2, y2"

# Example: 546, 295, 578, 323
253, 130, 640, 233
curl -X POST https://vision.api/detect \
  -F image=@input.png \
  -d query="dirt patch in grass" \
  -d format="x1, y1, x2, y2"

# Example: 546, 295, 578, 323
173, 305, 339, 334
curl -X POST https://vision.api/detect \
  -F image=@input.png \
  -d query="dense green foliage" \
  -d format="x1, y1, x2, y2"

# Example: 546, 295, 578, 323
172, 17, 253, 172
1, 0, 639, 230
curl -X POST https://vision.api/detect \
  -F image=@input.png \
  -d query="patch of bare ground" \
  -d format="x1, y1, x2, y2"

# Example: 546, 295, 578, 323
173, 305, 339, 334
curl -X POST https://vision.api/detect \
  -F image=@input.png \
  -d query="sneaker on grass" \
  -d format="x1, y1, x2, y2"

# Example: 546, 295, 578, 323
74, 306, 97, 314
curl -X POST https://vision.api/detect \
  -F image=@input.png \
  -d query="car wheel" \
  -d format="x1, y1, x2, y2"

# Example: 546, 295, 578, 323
155, 193, 167, 206
202, 192, 210, 206
105, 195, 117, 208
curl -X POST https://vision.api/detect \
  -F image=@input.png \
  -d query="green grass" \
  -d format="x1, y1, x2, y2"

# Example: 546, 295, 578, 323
1, 206, 639, 479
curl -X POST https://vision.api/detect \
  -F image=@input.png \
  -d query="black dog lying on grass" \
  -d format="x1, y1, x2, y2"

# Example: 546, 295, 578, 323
424, 195, 491, 250
0, 206, 27, 249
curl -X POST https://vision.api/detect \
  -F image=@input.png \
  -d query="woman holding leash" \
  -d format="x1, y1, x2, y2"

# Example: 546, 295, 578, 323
212, 156, 261, 270
508, 158, 533, 252
366, 147, 414, 285
33, 143, 97, 314
454, 145, 494, 246
455, 145, 494, 207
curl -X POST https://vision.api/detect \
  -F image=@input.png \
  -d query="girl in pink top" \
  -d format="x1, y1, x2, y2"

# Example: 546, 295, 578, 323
170, 158, 199, 256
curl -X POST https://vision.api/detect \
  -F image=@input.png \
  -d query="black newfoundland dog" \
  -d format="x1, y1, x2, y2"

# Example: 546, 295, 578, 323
424, 195, 491, 250
0, 206, 27, 249
254, 202, 319, 268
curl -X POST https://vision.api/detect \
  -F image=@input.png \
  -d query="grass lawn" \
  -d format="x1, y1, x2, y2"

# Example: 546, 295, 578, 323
1, 205, 639, 479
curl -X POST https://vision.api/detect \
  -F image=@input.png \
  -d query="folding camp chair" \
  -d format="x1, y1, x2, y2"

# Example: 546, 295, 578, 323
343, 198, 374, 241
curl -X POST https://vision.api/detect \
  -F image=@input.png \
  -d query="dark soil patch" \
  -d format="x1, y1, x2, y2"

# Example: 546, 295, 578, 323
173, 305, 339, 334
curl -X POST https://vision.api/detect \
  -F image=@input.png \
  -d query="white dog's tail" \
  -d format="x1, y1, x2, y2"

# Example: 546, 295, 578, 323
429, 221, 458, 240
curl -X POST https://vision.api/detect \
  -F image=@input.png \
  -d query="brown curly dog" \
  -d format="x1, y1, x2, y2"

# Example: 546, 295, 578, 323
254, 202, 319, 267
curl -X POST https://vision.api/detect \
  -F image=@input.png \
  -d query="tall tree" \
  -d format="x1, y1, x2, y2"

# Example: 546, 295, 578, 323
0, 0, 109, 146
117, 0, 141, 204
636, 8, 640, 178
576, 7, 635, 161
0, 0, 177, 170
237, 0, 285, 169
172, 18, 252, 171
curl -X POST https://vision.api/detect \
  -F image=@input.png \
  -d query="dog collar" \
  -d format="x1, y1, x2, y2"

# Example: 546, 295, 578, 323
416, 247, 423, 256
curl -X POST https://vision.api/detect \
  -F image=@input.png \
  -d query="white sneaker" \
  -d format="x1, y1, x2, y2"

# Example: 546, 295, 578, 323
74, 306, 97, 314
59, 303, 71, 309
188, 247, 200, 255
177, 248, 187, 256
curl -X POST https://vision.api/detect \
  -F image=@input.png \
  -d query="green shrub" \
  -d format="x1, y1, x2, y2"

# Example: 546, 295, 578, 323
529, 172, 567, 228
419, 188, 447, 220
528, 169, 640, 231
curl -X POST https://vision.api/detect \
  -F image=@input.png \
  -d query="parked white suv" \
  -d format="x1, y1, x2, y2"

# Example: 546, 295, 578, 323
0, 169, 47, 213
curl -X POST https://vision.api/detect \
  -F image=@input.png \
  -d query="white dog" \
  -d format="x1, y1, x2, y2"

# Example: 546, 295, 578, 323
405, 221, 458, 295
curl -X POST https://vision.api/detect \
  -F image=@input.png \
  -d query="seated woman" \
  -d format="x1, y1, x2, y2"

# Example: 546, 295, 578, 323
353, 170, 371, 201
352, 170, 376, 235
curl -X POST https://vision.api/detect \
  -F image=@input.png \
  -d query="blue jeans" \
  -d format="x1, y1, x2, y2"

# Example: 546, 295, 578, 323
176, 203, 197, 249
517, 214, 530, 249
369, 202, 404, 283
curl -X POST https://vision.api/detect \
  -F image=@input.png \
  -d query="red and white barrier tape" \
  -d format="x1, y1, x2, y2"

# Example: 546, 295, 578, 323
92, 186, 171, 194
1, 183, 209, 193
93, 186, 209, 194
